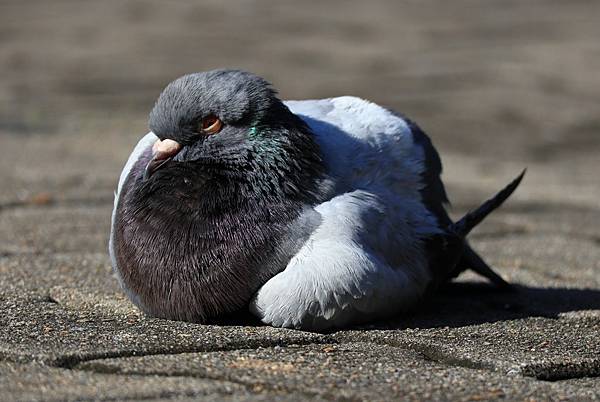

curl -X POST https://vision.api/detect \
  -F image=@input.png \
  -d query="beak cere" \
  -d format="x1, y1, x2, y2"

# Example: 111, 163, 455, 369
144, 138, 182, 180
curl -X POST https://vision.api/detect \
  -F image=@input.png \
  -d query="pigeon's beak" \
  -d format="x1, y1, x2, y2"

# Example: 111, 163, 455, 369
144, 139, 182, 180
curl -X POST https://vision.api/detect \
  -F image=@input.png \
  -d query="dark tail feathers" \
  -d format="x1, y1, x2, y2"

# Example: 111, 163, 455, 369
451, 169, 526, 237
451, 169, 526, 288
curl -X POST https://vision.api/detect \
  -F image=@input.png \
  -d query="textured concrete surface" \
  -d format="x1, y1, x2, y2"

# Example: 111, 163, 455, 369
1, 1, 599, 400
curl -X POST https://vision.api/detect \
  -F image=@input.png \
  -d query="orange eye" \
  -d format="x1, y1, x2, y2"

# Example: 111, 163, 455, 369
200, 114, 223, 134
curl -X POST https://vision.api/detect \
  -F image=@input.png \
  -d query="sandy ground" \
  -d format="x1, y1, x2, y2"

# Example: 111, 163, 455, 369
1, 1, 599, 400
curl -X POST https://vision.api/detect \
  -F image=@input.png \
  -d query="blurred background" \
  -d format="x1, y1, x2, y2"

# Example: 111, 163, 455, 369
1, 0, 598, 211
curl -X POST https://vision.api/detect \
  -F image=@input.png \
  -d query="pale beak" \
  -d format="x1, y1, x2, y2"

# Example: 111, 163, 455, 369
144, 138, 182, 180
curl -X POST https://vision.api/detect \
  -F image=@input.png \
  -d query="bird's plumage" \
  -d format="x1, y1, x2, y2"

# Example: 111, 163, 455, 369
110, 70, 522, 331
250, 97, 443, 330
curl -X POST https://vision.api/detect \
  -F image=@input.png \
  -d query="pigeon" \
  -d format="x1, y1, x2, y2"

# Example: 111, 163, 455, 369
109, 69, 524, 331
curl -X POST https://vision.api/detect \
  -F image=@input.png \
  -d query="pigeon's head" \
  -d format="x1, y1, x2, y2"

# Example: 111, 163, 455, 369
145, 69, 306, 179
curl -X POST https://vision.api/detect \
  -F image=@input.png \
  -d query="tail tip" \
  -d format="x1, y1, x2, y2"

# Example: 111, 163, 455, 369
451, 168, 526, 237
505, 168, 527, 194
515, 167, 527, 185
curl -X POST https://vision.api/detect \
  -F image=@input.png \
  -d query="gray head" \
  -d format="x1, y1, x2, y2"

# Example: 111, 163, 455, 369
150, 70, 277, 144
143, 69, 315, 178
113, 70, 325, 323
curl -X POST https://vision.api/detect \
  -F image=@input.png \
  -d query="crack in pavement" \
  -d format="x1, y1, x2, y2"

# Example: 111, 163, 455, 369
76, 359, 339, 402
419, 343, 600, 382
521, 359, 600, 382
57, 344, 347, 402
68, 340, 600, 402
49, 337, 337, 370
332, 334, 600, 382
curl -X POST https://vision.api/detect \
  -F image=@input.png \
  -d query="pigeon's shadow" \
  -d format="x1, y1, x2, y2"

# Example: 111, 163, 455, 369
210, 283, 600, 331
370, 282, 600, 330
